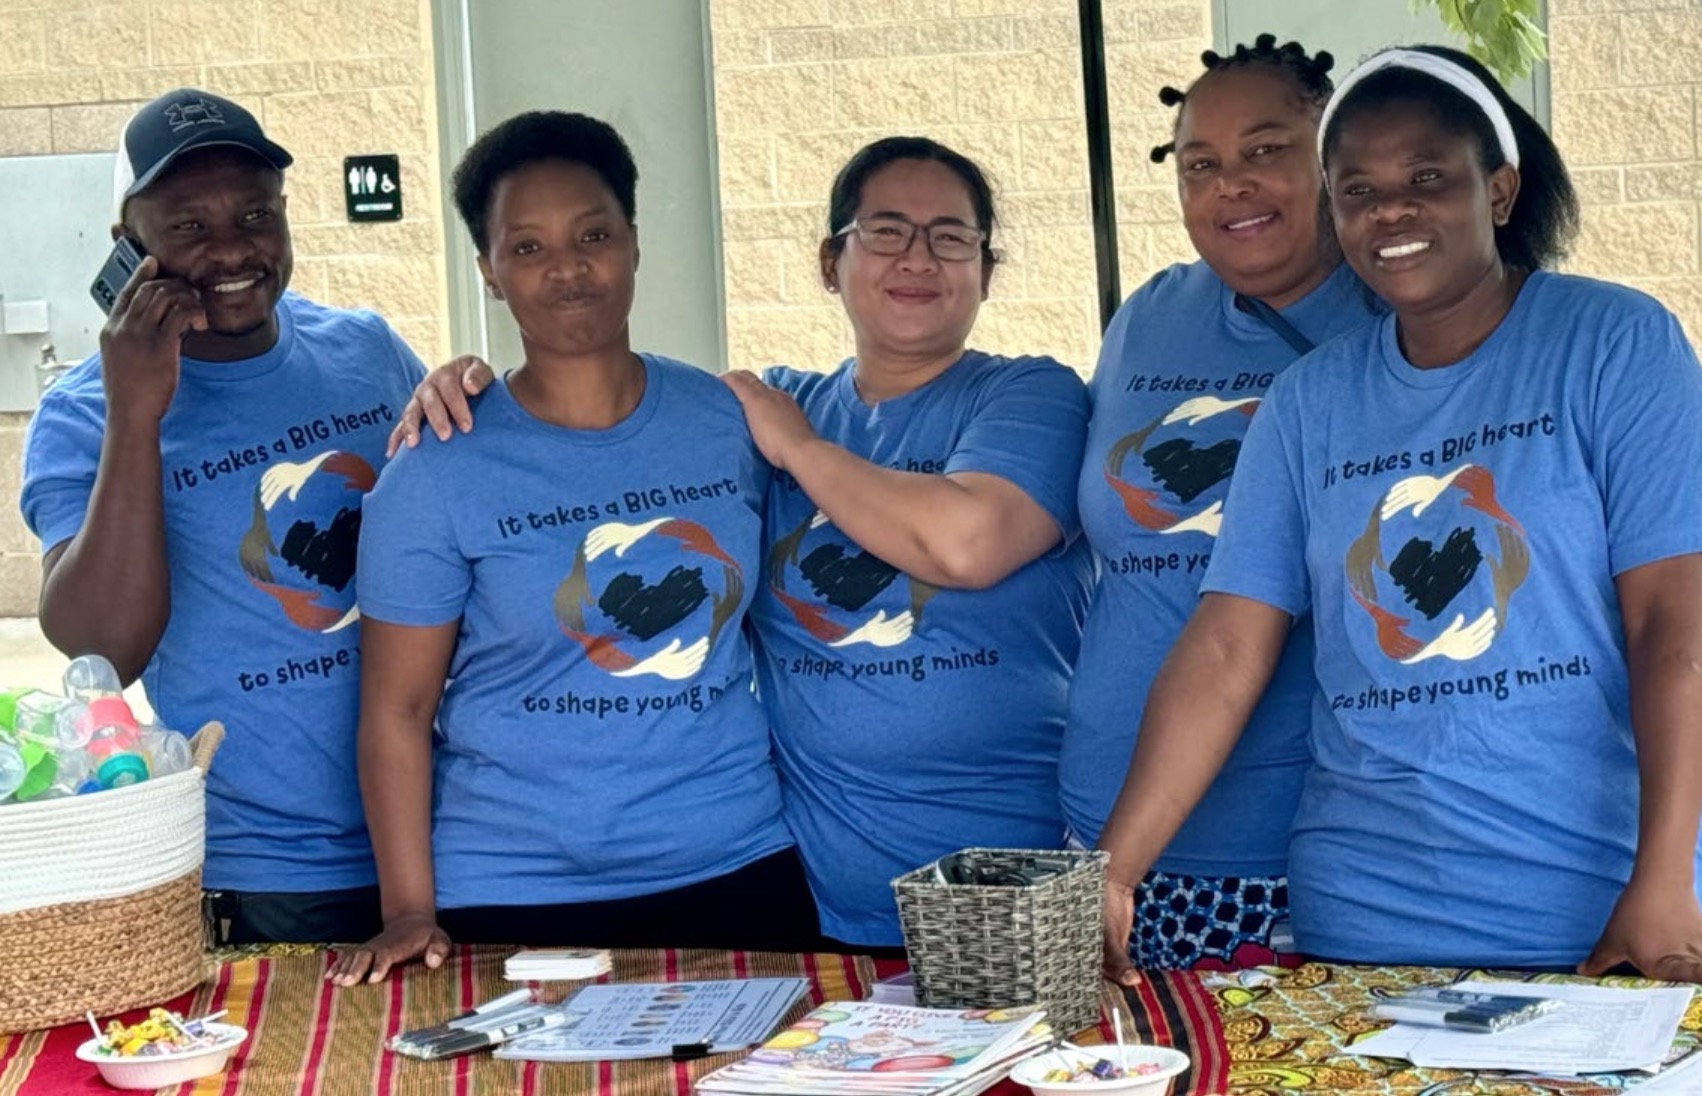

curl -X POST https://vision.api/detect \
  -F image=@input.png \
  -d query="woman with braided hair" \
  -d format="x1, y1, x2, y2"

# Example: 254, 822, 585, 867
1100, 44, 1702, 984
1064, 34, 1383, 972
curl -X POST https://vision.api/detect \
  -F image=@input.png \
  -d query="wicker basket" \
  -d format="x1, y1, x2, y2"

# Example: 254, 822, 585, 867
0, 723, 222, 1034
891, 846, 1107, 1035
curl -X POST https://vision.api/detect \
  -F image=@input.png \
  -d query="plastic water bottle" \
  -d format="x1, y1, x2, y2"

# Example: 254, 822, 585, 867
0, 729, 57, 802
62, 654, 124, 705
0, 740, 25, 802
0, 691, 87, 802
60, 656, 149, 789
51, 701, 93, 749
140, 728, 193, 778
30, 747, 93, 799
0, 688, 87, 749
84, 703, 149, 789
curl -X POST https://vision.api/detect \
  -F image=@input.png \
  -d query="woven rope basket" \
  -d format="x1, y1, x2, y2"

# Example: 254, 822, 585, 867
892, 846, 1108, 1036
0, 723, 222, 1034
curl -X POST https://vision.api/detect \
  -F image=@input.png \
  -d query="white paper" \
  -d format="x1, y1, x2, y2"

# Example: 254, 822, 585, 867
1630, 1054, 1702, 1093
1344, 981, 1694, 1075
869, 972, 916, 1007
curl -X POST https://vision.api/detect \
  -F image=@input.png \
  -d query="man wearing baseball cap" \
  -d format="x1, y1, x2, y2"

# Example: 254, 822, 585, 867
21, 88, 426, 943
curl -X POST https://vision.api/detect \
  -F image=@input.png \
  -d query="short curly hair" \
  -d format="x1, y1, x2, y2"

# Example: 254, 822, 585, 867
451, 111, 638, 255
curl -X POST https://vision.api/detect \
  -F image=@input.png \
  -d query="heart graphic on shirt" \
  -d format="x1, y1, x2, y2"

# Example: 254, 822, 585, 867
1388, 527, 1482, 621
239, 450, 377, 634
799, 543, 900, 612
277, 507, 361, 592
553, 518, 744, 681
1142, 437, 1241, 504
597, 565, 709, 641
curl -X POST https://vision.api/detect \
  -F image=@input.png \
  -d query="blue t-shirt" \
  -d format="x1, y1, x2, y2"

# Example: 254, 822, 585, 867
1203, 271, 1702, 966
1062, 261, 1382, 872
20, 292, 425, 891
356, 355, 792, 910
752, 351, 1094, 945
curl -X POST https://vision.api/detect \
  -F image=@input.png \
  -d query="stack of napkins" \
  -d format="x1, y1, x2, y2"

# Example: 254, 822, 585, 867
696, 1001, 1049, 1096
503, 948, 611, 982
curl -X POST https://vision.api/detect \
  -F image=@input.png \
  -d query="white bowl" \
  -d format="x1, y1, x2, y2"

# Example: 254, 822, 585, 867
76, 1023, 248, 1090
1010, 1044, 1191, 1096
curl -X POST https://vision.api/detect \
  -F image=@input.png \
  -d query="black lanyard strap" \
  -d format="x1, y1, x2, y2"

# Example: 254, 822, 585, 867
1234, 293, 1317, 356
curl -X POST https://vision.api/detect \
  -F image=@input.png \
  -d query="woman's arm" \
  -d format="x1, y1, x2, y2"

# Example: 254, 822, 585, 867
1097, 592, 1292, 985
329, 618, 458, 986
721, 369, 1074, 589
1580, 554, 1702, 983
387, 355, 496, 456
773, 437, 1058, 590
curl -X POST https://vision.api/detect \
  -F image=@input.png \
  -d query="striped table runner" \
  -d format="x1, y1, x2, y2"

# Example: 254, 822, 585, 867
1, 946, 1216, 1096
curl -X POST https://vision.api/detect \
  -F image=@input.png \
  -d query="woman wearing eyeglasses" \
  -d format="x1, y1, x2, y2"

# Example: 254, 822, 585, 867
387, 136, 1091, 951
721, 137, 1093, 950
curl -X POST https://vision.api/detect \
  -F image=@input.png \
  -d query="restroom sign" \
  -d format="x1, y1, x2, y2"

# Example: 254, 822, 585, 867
343, 154, 403, 222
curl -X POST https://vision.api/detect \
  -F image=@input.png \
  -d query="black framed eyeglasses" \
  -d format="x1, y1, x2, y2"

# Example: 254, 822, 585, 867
836, 215, 986, 262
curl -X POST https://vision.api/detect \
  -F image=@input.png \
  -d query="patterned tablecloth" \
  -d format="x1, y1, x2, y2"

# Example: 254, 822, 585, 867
1187, 962, 1702, 1095
3, 948, 1698, 1095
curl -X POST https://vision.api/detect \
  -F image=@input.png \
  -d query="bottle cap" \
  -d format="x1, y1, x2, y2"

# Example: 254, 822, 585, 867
13, 745, 57, 801
86, 696, 139, 738
95, 752, 150, 789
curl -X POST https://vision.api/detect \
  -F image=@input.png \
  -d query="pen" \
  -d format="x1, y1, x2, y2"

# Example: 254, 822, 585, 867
1373, 996, 1557, 1033
394, 1009, 567, 1060
1374, 1005, 1505, 1032
448, 987, 538, 1028
454, 1004, 558, 1034
390, 991, 543, 1051
404, 1004, 554, 1047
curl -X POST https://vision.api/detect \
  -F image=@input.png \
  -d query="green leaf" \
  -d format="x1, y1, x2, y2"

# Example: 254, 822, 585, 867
1411, 0, 1548, 80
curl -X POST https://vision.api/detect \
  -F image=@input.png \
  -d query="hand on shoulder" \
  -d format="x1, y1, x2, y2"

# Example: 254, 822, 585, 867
387, 356, 496, 457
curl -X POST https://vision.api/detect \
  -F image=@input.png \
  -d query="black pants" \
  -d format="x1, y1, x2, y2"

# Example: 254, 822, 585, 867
438, 847, 822, 953
203, 884, 383, 946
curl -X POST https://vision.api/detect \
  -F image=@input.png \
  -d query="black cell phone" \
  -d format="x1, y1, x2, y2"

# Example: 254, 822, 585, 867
90, 236, 147, 315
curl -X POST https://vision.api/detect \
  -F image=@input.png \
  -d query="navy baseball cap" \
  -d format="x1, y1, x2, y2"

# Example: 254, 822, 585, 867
112, 88, 293, 222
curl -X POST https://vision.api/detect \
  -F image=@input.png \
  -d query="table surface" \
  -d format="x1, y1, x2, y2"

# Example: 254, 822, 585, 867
3, 948, 1699, 1096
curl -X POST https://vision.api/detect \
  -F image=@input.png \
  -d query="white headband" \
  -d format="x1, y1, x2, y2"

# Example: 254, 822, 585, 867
1318, 48, 1520, 171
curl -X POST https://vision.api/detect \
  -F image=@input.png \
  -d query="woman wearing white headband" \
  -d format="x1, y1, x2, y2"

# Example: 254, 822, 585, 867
1100, 44, 1702, 983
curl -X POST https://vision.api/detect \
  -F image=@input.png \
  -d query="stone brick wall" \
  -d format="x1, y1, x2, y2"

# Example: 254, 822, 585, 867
708, 0, 1207, 375
0, 0, 444, 616
1550, 0, 1701, 344
708, 0, 1702, 366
